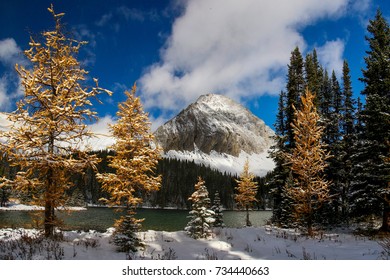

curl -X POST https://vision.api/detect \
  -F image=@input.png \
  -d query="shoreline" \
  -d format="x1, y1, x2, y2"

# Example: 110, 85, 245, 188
0, 203, 87, 211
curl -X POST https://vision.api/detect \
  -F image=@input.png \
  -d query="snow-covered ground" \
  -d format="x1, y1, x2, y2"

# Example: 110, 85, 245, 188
0, 226, 387, 260
165, 149, 275, 177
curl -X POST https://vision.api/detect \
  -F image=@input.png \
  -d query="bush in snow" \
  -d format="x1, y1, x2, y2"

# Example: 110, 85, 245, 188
185, 177, 215, 239
0, 230, 64, 260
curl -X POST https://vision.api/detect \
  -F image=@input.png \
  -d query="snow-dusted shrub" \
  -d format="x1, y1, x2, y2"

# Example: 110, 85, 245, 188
0, 230, 64, 260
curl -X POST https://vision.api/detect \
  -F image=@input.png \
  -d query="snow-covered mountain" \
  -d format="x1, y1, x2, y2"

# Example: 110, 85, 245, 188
154, 94, 275, 176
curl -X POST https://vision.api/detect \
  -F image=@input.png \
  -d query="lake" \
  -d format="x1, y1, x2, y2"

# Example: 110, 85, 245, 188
0, 208, 272, 232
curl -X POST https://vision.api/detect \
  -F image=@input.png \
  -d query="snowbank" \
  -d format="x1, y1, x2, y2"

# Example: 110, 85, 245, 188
165, 150, 275, 177
0, 226, 386, 260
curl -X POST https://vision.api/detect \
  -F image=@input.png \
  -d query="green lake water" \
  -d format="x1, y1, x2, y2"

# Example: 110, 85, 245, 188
0, 208, 272, 232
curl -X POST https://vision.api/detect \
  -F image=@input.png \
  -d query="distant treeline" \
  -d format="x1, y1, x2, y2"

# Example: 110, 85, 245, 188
0, 150, 273, 210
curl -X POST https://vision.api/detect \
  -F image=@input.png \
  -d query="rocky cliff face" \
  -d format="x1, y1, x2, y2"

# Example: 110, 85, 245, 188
154, 94, 274, 157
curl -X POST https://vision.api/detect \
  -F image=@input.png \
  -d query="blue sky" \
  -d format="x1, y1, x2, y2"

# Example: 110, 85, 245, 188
0, 0, 389, 133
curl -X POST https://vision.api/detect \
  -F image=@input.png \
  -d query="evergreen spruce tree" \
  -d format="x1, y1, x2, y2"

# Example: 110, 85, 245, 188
235, 159, 259, 226
352, 9, 390, 231
113, 210, 143, 253
286, 47, 305, 150
97, 84, 161, 250
284, 89, 330, 235
316, 69, 338, 225
185, 177, 215, 239
0, 6, 111, 237
322, 71, 343, 224
270, 47, 304, 225
341, 61, 355, 140
269, 90, 291, 224
319, 70, 332, 131
349, 97, 367, 220
330, 71, 343, 144
211, 191, 225, 228
304, 49, 322, 102
338, 60, 356, 224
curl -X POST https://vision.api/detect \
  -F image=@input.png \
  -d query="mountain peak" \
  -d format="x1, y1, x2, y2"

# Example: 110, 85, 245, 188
197, 93, 236, 105
192, 93, 247, 114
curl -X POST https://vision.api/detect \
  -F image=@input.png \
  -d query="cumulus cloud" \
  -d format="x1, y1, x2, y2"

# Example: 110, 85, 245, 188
0, 74, 24, 111
349, 0, 373, 20
0, 38, 23, 66
317, 39, 345, 77
0, 38, 26, 111
150, 114, 169, 132
139, 0, 350, 115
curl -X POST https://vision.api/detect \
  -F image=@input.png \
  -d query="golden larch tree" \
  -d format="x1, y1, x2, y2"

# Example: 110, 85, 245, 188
96, 84, 161, 252
284, 88, 330, 236
0, 6, 111, 237
235, 159, 259, 226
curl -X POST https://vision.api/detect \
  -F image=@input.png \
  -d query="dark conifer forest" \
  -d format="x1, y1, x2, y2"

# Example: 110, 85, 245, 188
269, 9, 389, 231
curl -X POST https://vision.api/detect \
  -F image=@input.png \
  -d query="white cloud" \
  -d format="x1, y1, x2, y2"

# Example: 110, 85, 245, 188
0, 77, 9, 107
85, 115, 116, 150
139, 0, 350, 116
317, 39, 345, 77
347, 0, 373, 27
0, 38, 23, 66
0, 38, 26, 111
150, 114, 169, 133
350, 0, 371, 13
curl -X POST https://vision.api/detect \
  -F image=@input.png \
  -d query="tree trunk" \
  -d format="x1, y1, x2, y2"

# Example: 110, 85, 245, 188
246, 206, 252, 227
307, 210, 313, 236
44, 160, 55, 237
44, 198, 54, 237
44, 133, 55, 238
